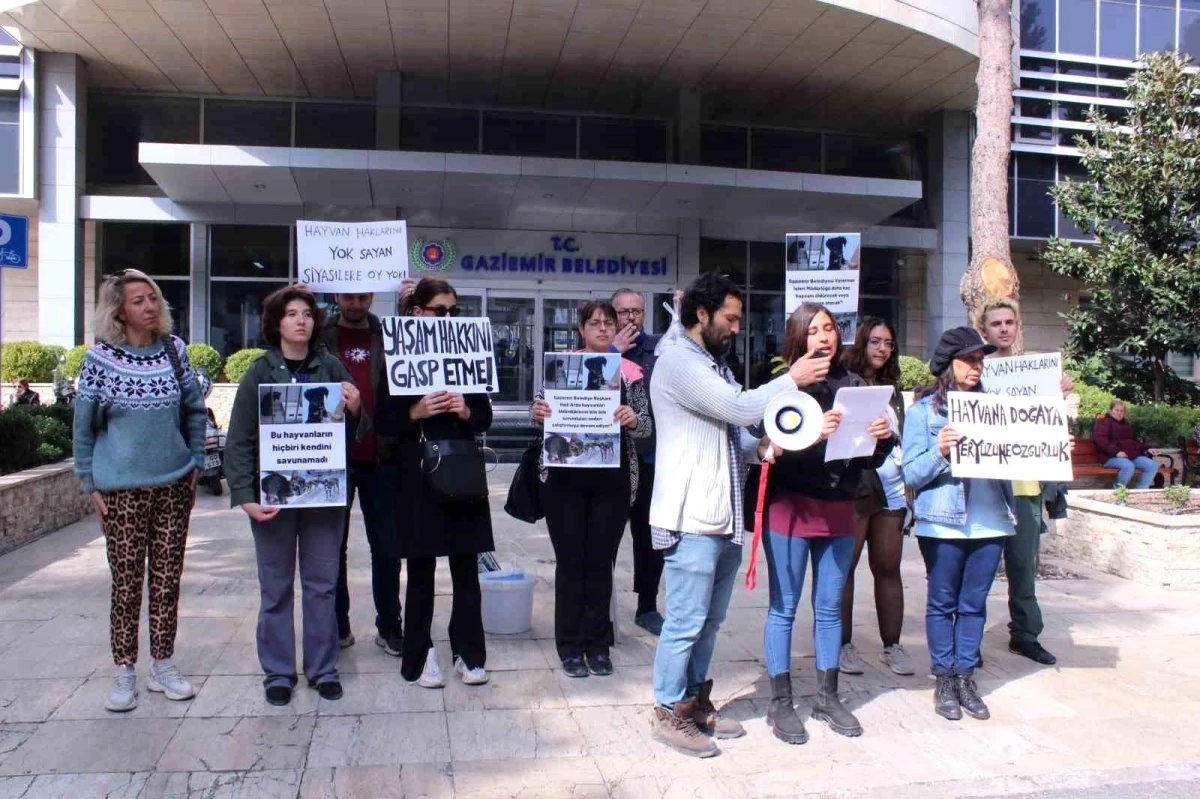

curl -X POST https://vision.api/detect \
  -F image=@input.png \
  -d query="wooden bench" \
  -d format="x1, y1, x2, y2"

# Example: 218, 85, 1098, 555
1180, 437, 1200, 486
1072, 438, 1175, 486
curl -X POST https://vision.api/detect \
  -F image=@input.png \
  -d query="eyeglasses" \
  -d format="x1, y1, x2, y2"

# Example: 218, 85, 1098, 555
615, 308, 644, 318
585, 319, 616, 330
868, 338, 895, 350
422, 305, 461, 317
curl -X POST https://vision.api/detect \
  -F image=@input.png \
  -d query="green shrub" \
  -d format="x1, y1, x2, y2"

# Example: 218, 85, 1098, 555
35, 443, 63, 463
63, 344, 90, 378
224, 349, 266, 384
29, 415, 71, 457
1, 341, 63, 383
0, 411, 40, 474
898, 355, 932, 391
186, 343, 224, 381
1125, 404, 1200, 448
1074, 382, 1117, 421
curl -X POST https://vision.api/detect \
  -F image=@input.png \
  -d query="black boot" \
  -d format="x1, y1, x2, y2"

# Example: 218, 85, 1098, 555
766, 673, 808, 745
955, 674, 990, 720
934, 675, 962, 720
811, 669, 862, 737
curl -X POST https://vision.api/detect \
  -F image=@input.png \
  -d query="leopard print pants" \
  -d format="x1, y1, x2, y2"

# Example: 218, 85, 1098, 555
102, 478, 194, 666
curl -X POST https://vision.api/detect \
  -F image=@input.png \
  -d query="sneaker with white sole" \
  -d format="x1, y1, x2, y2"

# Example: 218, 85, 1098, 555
148, 661, 196, 701
454, 656, 490, 686
105, 666, 137, 712
417, 647, 445, 689
839, 643, 868, 675
880, 643, 915, 676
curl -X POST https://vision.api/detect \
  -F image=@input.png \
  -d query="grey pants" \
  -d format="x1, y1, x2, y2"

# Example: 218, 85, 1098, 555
250, 507, 343, 688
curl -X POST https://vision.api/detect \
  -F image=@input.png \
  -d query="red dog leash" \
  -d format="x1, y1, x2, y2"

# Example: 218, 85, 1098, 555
744, 459, 772, 591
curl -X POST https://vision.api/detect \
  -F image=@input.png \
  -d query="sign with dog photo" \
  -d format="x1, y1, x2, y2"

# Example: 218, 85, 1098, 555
257, 383, 348, 508
542, 353, 621, 469
784, 232, 862, 343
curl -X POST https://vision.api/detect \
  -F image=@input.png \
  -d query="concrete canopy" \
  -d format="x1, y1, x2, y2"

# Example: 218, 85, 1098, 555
3, 0, 978, 132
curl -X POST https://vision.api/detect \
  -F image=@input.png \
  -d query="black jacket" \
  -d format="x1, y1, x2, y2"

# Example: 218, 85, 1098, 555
764, 363, 895, 502
621, 332, 661, 460
321, 312, 397, 461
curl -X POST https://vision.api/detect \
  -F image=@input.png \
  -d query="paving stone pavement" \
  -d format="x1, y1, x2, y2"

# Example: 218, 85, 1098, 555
0, 465, 1196, 797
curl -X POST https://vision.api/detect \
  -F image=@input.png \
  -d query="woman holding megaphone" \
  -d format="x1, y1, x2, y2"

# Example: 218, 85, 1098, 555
752, 303, 894, 745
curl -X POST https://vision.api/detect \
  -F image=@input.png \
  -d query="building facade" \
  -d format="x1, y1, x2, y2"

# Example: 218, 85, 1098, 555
1, 0, 1042, 403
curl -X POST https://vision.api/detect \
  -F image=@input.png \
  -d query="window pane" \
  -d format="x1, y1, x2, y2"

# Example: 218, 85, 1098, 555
204, 100, 291, 147
0, 60, 18, 79
157, 279, 190, 340
1017, 179, 1056, 237
700, 238, 747, 285
701, 125, 747, 168
1017, 152, 1056, 180
1023, 57, 1059, 72
211, 225, 290, 279
87, 94, 201, 185
482, 111, 576, 158
746, 292, 784, 389
210, 281, 284, 357
1060, 0, 1098, 54
488, 296, 536, 404
1182, 1, 1200, 58
748, 240, 783, 291
100, 222, 190, 277
1058, 202, 1091, 239
1139, 0, 1176, 53
749, 129, 820, 173
1021, 0, 1057, 49
399, 107, 479, 153
0, 28, 16, 46
580, 117, 666, 162
859, 248, 898, 296
0, 124, 16, 194
825, 136, 913, 179
1021, 98, 1053, 118
859, 296, 899, 331
295, 103, 375, 150
1100, 0, 1137, 58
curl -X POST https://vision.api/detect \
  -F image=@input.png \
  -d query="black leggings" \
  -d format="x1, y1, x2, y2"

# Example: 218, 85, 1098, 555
543, 469, 629, 661
401, 554, 484, 681
842, 509, 906, 648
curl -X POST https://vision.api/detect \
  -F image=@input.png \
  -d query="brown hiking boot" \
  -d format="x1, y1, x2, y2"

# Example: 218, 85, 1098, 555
651, 698, 719, 758
690, 679, 746, 739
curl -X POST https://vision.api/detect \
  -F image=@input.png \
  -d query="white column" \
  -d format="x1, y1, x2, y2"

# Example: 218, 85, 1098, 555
924, 110, 972, 358
37, 53, 85, 347
189, 223, 208, 343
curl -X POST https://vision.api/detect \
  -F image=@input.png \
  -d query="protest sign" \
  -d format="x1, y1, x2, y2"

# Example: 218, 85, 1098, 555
543, 353, 621, 469
784, 232, 861, 342
947, 392, 1074, 482
297, 220, 409, 293
825, 385, 895, 461
381, 316, 498, 396
257, 383, 348, 508
982, 352, 1062, 398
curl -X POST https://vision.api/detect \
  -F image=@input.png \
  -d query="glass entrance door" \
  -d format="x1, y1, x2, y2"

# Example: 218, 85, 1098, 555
488, 294, 536, 405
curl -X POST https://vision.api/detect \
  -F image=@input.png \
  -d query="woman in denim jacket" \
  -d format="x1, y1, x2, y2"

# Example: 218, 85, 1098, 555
902, 326, 1013, 724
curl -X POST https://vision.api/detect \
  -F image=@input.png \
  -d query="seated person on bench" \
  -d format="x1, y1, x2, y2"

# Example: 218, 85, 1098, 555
1094, 400, 1157, 489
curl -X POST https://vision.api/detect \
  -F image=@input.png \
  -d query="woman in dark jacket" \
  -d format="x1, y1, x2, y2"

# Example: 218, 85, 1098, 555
1093, 400, 1158, 489
754, 303, 894, 745
375, 277, 494, 689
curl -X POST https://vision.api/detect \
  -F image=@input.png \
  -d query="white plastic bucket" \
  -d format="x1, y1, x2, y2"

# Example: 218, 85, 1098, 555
480, 568, 536, 635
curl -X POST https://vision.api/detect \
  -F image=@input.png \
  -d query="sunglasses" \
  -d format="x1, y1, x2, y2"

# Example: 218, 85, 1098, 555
422, 305, 461, 317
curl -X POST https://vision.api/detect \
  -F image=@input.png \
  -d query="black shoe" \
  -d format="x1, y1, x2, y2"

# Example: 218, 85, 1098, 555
766, 673, 808, 745
375, 629, 404, 657
954, 675, 989, 720
562, 656, 589, 678
586, 653, 613, 676
634, 611, 664, 636
934, 675, 961, 720
1009, 640, 1057, 665
810, 668, 863, 737
316, 681, 344, 701
264, 685, 292, 706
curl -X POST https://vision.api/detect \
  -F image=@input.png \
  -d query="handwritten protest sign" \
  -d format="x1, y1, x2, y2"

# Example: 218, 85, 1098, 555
543, 353, 621, 469
948, 392, 1073, 482
381, 316, 498, 396
297, 220, 409, 293
784, 232, 861, 342
258, 383, 347, 508
982, 352, 1062, 398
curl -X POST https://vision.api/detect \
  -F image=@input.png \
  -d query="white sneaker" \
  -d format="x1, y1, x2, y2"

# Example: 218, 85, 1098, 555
454, 656, 490, 686
417, 647, 445, 689
105, 665, 137, 712
839, 643, 867, 675
148, 660, 196, 701
880, 643, 916, 676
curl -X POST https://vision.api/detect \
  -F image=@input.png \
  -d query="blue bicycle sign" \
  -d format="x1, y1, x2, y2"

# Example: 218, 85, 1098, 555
0, 214, 29, 269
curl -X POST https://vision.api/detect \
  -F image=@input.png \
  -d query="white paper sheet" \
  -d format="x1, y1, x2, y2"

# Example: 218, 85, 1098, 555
824, 385, 895, 462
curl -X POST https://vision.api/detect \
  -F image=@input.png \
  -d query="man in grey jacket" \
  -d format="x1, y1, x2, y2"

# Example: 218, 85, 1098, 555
648, 274, 831, 758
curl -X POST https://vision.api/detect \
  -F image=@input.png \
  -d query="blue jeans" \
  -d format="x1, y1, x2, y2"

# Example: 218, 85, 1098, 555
652, 534, 742, 708
763, 531, 855, 675
918, 536, 1005, 677
1104, 456, 1158, 489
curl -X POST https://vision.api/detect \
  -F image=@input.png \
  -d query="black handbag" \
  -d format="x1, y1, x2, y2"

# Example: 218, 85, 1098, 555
420, 427, 488, 504
505, 443, 543, 523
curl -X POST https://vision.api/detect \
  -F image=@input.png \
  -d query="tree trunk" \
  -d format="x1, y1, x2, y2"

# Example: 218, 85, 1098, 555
961, 0, 1024, 351
1154, 359, 1166, 403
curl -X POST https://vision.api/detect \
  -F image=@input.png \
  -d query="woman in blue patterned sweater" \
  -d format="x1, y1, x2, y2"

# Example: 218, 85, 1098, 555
73, 269, 208, 713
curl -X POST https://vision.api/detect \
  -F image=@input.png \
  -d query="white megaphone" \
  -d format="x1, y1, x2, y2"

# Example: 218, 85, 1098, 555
762, 390, 824, 452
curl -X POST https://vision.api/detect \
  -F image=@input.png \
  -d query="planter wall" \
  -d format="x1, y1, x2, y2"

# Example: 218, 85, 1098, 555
1046, 490, 1200, 589
0, 460, 92, 556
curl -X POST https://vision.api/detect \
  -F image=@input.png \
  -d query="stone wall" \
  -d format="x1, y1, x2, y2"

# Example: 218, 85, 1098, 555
0, 460, 92, 556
